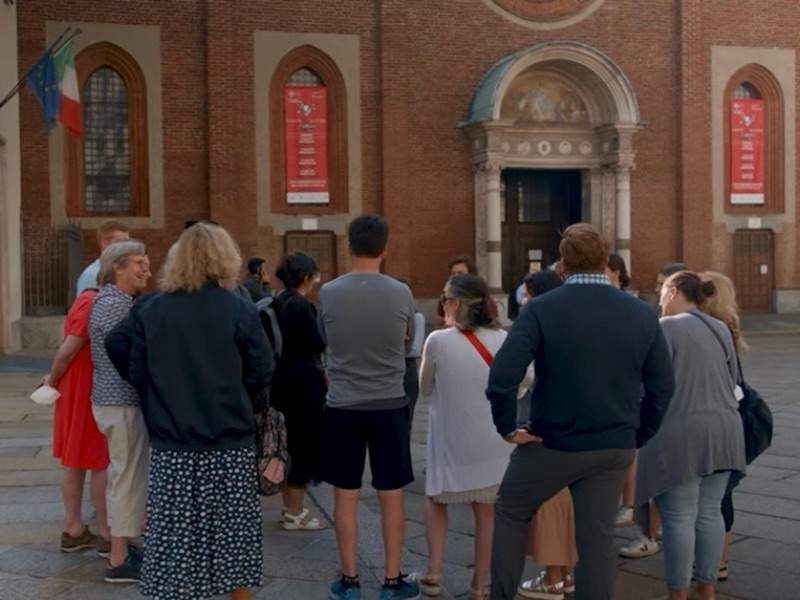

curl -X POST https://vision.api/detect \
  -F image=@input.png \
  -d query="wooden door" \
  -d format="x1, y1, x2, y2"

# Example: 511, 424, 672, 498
284, 231, 338, 286
733, 229, 774, 312
501, 170, 581, 291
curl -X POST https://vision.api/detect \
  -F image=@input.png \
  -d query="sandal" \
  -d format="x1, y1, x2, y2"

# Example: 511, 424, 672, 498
718, 562, 729, 582
406, 572, 441, 597
281, 508, 326, 531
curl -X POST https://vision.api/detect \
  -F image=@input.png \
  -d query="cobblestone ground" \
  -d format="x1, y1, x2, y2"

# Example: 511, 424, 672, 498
0, 326, 798, 599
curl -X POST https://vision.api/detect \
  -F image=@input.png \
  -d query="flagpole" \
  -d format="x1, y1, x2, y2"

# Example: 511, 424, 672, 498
0, 27, 76, 110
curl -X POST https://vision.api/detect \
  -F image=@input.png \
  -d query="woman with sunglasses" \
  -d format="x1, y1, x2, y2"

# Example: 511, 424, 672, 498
413, 274, 530, 600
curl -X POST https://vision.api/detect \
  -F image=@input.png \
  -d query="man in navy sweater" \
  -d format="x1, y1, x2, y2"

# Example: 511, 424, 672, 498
486, 223, 675, 600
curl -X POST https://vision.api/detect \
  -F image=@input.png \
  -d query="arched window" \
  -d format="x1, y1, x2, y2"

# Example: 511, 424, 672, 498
269, 45, 348, 214
65, 42, 148, 217
724, 65, 784, 214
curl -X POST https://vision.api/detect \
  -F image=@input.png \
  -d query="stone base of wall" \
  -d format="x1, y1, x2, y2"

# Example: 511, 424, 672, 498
21, 316, 63, 352
776, 289, 800, 313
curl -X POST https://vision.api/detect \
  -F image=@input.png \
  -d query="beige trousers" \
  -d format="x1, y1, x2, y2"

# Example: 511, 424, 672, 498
92, 404, 149, 538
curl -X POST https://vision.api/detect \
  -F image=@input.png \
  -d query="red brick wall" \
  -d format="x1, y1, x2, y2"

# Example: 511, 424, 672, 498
17, 0, 208, 279
17, 0, 800, 300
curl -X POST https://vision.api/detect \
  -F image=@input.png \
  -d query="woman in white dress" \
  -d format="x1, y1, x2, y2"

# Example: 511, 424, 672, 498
416, 274, 525, 600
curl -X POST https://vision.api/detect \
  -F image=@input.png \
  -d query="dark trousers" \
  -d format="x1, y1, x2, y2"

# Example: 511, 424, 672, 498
490, 443, 634, 600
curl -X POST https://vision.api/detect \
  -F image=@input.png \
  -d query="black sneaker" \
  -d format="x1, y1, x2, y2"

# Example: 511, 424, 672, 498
104, 553, 141, 583
127, 544, 144, 566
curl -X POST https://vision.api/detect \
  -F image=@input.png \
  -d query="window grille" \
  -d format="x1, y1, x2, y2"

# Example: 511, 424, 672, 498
82, 67, 130, 213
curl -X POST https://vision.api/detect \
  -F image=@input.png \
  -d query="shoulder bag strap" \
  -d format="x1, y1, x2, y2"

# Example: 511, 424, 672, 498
689, 311, 742, 385
461, 329, 494, 367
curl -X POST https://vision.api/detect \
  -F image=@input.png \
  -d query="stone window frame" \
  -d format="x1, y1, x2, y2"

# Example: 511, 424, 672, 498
723, 64, 784, 215
64, 42, 148, 218
268, 45, 348, 216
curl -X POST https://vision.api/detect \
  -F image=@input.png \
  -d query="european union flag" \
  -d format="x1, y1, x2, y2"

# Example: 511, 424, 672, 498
26, 50, 59, 129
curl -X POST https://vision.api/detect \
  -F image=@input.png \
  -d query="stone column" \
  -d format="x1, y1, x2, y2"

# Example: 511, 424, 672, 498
615, 164, 632, 272
484, 162, 503, 291
0, 1, 23, 352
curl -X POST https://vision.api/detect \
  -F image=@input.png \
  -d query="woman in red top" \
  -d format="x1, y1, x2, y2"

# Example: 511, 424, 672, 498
45, 288, 111, 555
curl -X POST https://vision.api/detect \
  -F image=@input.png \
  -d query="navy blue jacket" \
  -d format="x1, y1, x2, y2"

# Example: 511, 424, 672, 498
106, 282, 273, 450
486, 283, 675, 451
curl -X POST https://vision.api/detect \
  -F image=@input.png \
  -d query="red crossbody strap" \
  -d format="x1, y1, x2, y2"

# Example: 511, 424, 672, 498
461, 329, 494, 367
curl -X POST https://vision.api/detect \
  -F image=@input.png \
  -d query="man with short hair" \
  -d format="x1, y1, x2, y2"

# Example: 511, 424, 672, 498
242, 257, 272, 302
76, 221, 131, 294
448, 255, 478, 277
319, 215, 419, 600
486, 223, 675, 600
655, 262, 688, 295
89, 240, 151, 584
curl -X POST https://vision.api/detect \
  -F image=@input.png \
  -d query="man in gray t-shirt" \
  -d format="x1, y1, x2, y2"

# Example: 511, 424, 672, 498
320, 273, 415, 409
320, 215, 420, 600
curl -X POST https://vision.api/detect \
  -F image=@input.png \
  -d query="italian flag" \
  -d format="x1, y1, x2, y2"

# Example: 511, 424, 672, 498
54, 41, 82, 136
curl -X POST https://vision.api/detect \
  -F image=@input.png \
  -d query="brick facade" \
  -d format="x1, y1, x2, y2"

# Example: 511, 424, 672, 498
15, 0, 800, 307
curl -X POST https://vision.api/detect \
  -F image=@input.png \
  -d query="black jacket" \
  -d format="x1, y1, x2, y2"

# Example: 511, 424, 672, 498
106, 282, 274, 450
486, 282, 675, 451
267, 289, 326, 415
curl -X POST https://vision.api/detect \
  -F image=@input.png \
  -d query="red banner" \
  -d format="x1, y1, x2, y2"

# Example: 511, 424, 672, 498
730, 99, 765, 205
284, 85, 329, 204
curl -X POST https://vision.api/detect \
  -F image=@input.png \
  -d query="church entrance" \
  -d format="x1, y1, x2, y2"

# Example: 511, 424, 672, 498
501, 169, 582, 291
463, 41, 641, 293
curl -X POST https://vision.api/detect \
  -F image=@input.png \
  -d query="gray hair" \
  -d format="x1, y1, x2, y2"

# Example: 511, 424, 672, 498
98, 239, 146, 286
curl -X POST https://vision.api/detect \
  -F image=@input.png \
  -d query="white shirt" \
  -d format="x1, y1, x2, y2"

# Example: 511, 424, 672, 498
420, 326, 513, 497
76, 259, 101, 294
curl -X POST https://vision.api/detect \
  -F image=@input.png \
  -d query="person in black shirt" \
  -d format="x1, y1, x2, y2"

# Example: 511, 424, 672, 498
267, 252, 327, 531
243, 257, 273, 302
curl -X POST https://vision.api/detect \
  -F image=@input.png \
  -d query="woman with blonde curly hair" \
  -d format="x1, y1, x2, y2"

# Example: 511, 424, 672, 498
700, 270, 747, 583
107, 222, 274, 600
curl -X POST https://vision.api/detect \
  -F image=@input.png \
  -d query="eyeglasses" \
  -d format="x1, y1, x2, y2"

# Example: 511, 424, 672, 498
440, 293, 456, 304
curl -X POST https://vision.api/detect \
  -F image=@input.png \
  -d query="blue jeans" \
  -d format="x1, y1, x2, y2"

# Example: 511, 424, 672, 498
655, 471, 731, 589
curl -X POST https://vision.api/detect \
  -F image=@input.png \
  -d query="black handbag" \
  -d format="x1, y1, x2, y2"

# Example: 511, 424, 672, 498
735, 358, 773, 464
690, 312, 773, 464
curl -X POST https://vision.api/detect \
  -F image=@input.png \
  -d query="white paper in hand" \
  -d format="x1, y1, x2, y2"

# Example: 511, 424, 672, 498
30, 385, 60, 406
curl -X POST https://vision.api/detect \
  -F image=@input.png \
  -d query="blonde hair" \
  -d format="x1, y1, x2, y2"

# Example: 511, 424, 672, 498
98, 240, 146, 286
160, 222, 242, 292
699, 270, 749, 353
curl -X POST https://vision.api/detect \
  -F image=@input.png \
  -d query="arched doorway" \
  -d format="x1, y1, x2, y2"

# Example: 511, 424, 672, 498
462, 41, 641, 291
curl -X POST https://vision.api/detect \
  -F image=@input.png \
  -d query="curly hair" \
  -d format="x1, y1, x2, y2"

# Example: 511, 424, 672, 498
160, 222, 242, 292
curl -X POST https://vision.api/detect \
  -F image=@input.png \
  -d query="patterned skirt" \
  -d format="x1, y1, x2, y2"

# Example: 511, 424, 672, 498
140, 446, 263, 600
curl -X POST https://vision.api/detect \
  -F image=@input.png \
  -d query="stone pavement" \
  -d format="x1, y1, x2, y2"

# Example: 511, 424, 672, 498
1, 329, 799, 599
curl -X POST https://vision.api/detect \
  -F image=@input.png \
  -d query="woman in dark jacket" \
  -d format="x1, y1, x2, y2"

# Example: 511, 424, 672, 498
268, 252, 327, 530
107, 222, 273, 600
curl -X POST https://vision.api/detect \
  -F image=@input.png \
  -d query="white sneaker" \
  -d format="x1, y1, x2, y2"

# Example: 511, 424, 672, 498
518, 572, 565, 599
619, 536, 660, 558
615, 505, 634, 527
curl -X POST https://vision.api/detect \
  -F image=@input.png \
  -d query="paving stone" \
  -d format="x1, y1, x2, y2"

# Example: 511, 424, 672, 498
716, 559, 800, 599
51, 581, 140, 599
0, 572, 71, 599
256, 578, 362, 599
728, 537, 800, 574
406, 530, 476, 568
743, 464, 798, 481
733, 491, 800, 520
263, 556, 340, 583
0, 447, 40, 458
732, 511, 800, 545
0, 546, 93, 578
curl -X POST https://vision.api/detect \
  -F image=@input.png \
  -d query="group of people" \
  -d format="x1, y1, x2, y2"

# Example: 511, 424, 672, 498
44, 215, 750, 600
